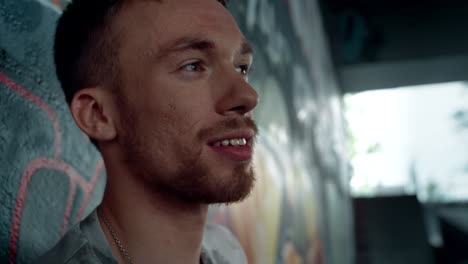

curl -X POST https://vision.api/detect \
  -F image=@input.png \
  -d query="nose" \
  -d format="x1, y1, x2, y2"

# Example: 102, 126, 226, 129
215, 72, 259, 117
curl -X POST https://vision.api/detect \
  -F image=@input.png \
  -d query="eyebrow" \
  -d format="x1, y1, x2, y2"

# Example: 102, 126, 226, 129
240, 41, 254, 56
156, 36, 254, 59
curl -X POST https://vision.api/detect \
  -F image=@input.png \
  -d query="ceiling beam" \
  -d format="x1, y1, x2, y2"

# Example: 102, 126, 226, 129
339, 55, 468, 93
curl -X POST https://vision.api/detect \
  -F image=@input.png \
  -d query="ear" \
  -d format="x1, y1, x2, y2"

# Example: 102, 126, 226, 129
70, 88, 117, 143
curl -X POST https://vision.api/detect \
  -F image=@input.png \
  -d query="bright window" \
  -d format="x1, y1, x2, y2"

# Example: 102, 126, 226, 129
346, 82, 468, 202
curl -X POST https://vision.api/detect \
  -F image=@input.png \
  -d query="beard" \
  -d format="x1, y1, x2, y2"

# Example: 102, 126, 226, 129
160, 159, 256, 204
116, 101, 257, 204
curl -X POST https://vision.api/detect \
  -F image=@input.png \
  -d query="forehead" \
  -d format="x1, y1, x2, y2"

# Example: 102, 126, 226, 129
115, 0, 246, 58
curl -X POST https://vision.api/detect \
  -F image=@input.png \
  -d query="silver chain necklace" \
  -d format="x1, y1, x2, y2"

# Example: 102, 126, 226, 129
98, 208, 205, 264
98, 209, 135, 264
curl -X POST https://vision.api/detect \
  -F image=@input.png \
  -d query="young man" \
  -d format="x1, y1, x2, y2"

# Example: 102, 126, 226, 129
36, 0, 258, 263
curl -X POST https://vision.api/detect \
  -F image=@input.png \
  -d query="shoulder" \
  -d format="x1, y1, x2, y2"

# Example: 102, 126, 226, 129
33, 225, 101, 264
33, 210, 116, 264
202, 224, 248, 264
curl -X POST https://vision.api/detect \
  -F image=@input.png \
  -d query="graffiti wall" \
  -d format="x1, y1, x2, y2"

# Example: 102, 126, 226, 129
0, 1, 105, 263
208, 1, 354, 264
0, 0, 353, 264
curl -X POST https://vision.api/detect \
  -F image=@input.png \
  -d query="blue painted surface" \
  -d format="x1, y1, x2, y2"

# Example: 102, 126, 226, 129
0, 1, 104, 263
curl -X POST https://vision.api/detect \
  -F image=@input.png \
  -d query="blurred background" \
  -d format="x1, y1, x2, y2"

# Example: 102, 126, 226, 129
1, 0, 467, 263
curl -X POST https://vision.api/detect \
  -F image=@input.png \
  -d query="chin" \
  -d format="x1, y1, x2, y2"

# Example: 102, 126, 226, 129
204, 164, 256, 204
137, 154, 256, 205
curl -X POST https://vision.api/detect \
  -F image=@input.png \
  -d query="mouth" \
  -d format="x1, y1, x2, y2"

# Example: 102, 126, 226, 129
207, 132, 255, 161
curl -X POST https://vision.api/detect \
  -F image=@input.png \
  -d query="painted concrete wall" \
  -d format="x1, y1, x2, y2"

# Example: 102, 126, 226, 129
0, 0, 353, 263
0, 1, 105, 264
222, 2, 354, 264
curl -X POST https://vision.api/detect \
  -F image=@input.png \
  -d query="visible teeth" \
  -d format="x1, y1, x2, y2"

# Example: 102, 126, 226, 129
213, 138, 248, 146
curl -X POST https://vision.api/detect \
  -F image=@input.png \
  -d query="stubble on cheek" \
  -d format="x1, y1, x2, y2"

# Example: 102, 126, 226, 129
116, 98, 257, 204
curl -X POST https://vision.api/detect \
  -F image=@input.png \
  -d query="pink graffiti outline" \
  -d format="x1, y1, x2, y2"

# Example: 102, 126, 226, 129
0, 73, 61, 160
0, 72, 103, 264
51, 0, 62, 9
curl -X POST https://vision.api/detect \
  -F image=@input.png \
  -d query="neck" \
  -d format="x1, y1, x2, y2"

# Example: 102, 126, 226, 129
98, 159, 208, 264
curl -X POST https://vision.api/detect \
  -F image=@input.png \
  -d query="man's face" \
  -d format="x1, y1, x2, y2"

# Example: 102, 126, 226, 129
111, 0, 259, 204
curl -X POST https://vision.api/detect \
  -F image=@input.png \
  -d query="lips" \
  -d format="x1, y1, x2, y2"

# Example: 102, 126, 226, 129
208, 131, 255, 161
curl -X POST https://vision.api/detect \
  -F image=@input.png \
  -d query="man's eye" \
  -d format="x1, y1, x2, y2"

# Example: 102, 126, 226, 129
235, 65, 249, 75
181, 61, 203, 72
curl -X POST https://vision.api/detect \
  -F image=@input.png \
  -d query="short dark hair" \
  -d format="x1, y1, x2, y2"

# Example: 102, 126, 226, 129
55, 0, 228, 149
54, 0, 228, 105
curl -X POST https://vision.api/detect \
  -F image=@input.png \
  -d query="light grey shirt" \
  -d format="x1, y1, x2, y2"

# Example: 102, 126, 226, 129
34, 210, 247, 264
